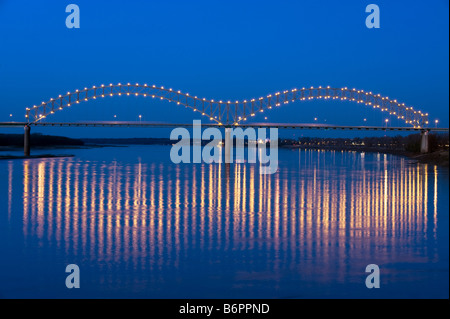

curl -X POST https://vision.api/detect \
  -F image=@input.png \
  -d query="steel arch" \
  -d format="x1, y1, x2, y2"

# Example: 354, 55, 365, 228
26, 83, 429, 127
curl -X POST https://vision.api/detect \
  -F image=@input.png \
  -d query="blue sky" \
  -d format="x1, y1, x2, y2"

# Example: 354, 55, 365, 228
0, 0, 448, 138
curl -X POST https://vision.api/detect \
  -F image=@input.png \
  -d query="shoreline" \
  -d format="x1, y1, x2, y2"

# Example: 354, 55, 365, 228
281, 145, 449, 167
1, 144, 448, 167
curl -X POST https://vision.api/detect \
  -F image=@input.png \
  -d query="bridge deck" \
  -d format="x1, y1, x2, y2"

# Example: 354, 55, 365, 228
0, 121, 448, 131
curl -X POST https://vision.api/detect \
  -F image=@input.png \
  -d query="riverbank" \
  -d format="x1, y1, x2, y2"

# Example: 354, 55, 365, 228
408, 149, 449, 167
281, 144, 449, 167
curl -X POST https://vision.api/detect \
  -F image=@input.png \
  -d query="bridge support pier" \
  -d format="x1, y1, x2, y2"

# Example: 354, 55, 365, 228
225, 127, 232, 163
420, 130, 429, 154
24, 125, 31, 156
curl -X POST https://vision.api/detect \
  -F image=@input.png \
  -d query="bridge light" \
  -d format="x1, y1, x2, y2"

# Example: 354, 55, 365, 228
161, 86, 164, 89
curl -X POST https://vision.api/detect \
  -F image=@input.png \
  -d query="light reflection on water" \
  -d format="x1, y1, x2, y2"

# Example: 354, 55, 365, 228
1, 147, 448, 298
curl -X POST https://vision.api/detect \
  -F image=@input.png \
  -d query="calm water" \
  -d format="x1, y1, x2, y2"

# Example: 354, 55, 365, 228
0, 146, 448, 298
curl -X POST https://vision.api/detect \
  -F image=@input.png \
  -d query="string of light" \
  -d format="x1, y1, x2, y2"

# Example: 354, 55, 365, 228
26, 84, 429, 127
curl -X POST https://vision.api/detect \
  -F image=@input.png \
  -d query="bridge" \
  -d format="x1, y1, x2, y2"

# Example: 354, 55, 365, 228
1, 84, 448, 156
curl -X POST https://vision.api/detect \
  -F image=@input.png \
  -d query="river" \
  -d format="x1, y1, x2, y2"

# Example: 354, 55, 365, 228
0, 146, 448, 298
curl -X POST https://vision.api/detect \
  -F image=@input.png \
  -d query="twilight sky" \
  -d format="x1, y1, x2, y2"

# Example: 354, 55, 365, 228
0, 0, 448, 138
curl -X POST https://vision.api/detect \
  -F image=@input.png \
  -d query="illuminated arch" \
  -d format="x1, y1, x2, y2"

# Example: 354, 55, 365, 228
26, 83, 429, 127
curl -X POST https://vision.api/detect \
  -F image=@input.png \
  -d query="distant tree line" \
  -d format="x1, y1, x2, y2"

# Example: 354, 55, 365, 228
279, 133, 449, 153
0, 133, 84, 147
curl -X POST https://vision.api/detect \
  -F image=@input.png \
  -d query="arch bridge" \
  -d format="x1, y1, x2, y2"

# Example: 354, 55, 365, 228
12, 83, 444, 156
26, 83, 429, 127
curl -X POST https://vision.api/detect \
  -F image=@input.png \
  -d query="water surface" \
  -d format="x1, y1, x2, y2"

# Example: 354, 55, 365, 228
0, 146, 448, 298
